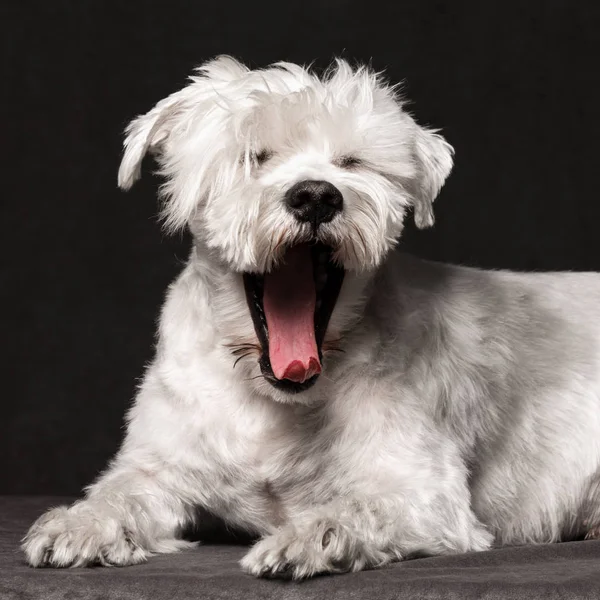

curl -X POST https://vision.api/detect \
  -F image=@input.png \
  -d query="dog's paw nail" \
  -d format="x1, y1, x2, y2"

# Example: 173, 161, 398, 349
41, 546, 54, 566
322, 527, 335, 549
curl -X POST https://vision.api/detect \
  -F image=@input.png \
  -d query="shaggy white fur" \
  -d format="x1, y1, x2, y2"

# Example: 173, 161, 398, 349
23, 57, 600, 579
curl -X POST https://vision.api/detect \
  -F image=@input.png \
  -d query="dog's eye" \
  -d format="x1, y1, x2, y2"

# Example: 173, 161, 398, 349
254, 150, 273, 165
337, 155, 362, 169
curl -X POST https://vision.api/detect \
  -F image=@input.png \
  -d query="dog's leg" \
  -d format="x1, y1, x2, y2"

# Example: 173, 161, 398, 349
581, 473, 600, 540
241, 493, 492, 579
22, 459, 197, 567
22, 368, 201, 568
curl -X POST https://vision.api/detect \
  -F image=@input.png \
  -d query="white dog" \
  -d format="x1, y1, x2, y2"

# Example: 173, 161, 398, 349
23, 56, 600, 579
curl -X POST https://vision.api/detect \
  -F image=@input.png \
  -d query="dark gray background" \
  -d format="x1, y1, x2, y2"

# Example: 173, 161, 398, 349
3, 0, 599, 494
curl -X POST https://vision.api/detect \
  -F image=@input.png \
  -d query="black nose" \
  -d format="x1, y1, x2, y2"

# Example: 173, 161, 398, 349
285, 180, 343, 226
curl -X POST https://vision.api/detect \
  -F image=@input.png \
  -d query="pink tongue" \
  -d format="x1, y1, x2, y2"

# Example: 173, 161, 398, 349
263, 245, 321, 383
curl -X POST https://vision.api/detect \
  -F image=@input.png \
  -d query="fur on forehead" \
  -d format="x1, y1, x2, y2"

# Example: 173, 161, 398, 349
118, 56, 453, 259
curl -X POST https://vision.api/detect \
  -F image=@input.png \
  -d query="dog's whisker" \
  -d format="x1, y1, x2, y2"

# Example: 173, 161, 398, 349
323, 347, 345, 354
230, 347, 260, 356
322, 337, 345, 354
348, 238, 360, 268
350, 222, 367, 262
233, 352, 254, 368
224, 341, 260, 349
267, 232, 275, 261
244, 375, 266, 382
272, 229, 288, 257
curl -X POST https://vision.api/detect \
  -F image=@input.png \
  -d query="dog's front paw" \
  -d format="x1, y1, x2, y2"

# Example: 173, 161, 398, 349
240, 518, 397, 580
22, 502, 148, 567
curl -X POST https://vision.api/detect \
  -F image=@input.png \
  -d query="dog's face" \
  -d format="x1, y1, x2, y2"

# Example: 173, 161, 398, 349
118, 56, 453, 398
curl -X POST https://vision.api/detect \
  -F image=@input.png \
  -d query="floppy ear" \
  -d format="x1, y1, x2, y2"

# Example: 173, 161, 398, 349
117, 55, 249, 191
410, 126, 454, 229
117, 90, 188, 190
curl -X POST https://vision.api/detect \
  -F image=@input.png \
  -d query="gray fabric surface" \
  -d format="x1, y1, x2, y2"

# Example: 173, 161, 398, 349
2, 497, 600, 600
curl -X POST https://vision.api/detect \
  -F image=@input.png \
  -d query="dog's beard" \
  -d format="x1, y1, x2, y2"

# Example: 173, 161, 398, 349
243, 242, 344, 394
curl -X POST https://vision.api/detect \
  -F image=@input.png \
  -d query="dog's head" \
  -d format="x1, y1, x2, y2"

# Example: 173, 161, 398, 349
119, 56, 452, 397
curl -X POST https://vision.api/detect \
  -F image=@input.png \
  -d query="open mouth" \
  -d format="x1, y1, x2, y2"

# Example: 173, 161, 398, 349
243, 243, 345, 394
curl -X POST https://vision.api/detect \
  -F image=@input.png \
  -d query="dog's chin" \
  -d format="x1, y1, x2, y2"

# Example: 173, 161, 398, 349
243, 242, 345, 395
